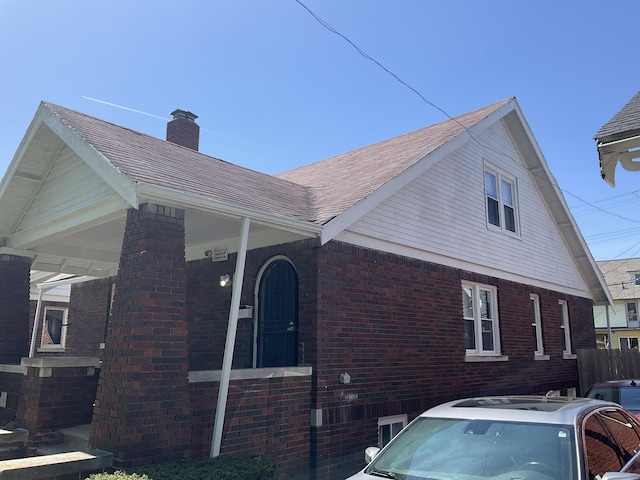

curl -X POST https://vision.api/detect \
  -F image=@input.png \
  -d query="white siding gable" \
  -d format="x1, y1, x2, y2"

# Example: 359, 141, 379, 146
337, 121, 591, 297
17, 145, 121, 234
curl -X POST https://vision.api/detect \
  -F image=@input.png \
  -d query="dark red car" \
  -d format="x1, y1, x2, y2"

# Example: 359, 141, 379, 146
585, 379, 640, 418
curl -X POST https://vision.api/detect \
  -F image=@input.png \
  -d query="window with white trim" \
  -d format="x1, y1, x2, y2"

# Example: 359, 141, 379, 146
463, 282, 500, 355
531, 294, 544, 355
40, 307, 68, 350
378, 414, 407, 449
484, 167, 518, 234
620, 337, 639, 350
559, 300, 572, 355
626, 301, 638, 324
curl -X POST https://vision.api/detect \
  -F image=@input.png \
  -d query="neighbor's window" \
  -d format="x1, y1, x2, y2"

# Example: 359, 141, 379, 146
531, 294, 544, 355
484, 167, 518, 234
463, 282, 500, 355
378, 414, 407, 449
41, 307, 68, 350
620, 337, 639, 350
626, 301, 638, 324
559, 300, 572, 355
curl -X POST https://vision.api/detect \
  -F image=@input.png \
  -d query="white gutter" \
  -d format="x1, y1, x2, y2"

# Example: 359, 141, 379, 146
137, 184, 322, 239
211, 216, 250, 457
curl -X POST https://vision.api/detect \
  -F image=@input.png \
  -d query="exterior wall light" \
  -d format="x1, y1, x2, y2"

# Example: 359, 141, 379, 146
219, 274, 232, 287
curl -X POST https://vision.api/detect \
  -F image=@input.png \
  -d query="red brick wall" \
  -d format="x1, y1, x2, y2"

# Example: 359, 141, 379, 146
15, 362, 99, 447
189, 373, 311, 478
0, 370, 23, 425
90, 204, 191, 468
67, 278, 112, 359
0, 255, 31, 364
309, 241, 596, 475
184, 237, 596, 475
186, 238, 319, 371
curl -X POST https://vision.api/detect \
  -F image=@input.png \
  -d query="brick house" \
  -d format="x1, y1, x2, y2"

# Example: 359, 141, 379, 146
0, 98, 610, 478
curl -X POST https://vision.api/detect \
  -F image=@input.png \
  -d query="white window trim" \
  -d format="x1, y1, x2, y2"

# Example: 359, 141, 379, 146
39, 306, 68, 352
484, 163, 520, 236
531, 294, 544, 356
463, 281, 501, 357
559, 300, 572, 356
377, 414, 407, 449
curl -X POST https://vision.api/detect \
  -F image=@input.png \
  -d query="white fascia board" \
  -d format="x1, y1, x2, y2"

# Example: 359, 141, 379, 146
7, 196, 129, 249
321, 100, 518, 245
0, 104, 49, 200
136, 184, 323, 239
505, 104, 613, 306
39, 105, 138, 209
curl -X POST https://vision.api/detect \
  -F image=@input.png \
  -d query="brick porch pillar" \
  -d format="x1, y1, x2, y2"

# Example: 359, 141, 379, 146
0, 255, 31, 364
89, 204, 191, 467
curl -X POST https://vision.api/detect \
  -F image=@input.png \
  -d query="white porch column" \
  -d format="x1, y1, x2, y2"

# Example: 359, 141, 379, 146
211, 216, 250, 457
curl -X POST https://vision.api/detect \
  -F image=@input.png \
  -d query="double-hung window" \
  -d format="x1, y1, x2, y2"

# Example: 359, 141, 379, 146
378, 415, 407, 448
485, 167, 518, 234
559, 300, 572, 356
463, 282, 500, 355
531, 294, 544, 356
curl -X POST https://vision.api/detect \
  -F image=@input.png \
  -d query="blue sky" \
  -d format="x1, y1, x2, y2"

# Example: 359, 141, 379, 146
1, 0, 639, 261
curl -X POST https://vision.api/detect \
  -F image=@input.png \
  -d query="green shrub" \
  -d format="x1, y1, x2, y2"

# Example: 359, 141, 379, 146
86, 472, 151, 480
129, 454, 276, 480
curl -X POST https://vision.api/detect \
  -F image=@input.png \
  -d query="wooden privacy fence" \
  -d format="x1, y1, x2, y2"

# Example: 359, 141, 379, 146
577, 348, 640, 395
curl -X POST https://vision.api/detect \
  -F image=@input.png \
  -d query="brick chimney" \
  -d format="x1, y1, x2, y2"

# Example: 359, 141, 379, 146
166, 109, 199, 151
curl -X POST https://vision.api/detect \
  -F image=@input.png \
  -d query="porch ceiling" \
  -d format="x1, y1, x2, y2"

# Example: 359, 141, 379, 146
26, 207, 313, 278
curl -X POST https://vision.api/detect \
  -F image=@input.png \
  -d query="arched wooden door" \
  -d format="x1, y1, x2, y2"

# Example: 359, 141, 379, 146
256, 259, 298, 367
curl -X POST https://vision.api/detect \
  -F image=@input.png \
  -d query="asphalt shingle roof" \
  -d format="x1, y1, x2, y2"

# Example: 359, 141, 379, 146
45, 102, 316, 222
597, 258, 640, 301
595, 90, 640, 141
277, 98, 513, 224
45, 98, 512, 226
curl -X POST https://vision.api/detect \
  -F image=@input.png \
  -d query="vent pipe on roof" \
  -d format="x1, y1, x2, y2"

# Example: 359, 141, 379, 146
166, 109, 200, 151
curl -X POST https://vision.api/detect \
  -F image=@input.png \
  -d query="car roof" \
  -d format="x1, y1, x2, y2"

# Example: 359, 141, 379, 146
589, 380, 640, 388
420, 396, 619, 425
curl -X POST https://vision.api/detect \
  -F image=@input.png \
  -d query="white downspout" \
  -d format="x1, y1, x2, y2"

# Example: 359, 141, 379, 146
210, 216, 250, 457
29, 288, 45, 357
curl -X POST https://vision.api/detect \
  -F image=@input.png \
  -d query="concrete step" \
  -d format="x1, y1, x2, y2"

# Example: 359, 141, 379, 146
0, 430, 27, 461
0, 449, 112, 480
36, 425, 90, 455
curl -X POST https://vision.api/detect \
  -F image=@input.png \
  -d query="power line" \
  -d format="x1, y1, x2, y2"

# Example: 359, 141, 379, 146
294, 0, 640, 235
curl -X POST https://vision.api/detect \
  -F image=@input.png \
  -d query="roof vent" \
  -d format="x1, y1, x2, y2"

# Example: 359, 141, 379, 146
166, 109, 199, 151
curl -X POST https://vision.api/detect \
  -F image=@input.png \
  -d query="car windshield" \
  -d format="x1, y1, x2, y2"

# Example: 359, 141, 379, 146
365, 417, 577, 480
587, 387, 640, 413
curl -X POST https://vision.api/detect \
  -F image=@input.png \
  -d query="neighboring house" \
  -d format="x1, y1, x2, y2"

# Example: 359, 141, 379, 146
596, 90, 640, 186
0, 98, 611, 478
594, 259, 640, 349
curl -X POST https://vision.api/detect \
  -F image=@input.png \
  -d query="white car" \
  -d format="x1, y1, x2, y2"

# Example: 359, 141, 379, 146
346, 395, 640, 480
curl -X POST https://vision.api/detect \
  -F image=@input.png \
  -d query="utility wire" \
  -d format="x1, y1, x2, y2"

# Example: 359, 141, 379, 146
294, 0, 640, 249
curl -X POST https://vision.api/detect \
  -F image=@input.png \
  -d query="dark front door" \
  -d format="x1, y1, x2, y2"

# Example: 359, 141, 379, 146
257, 259, 298, 367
